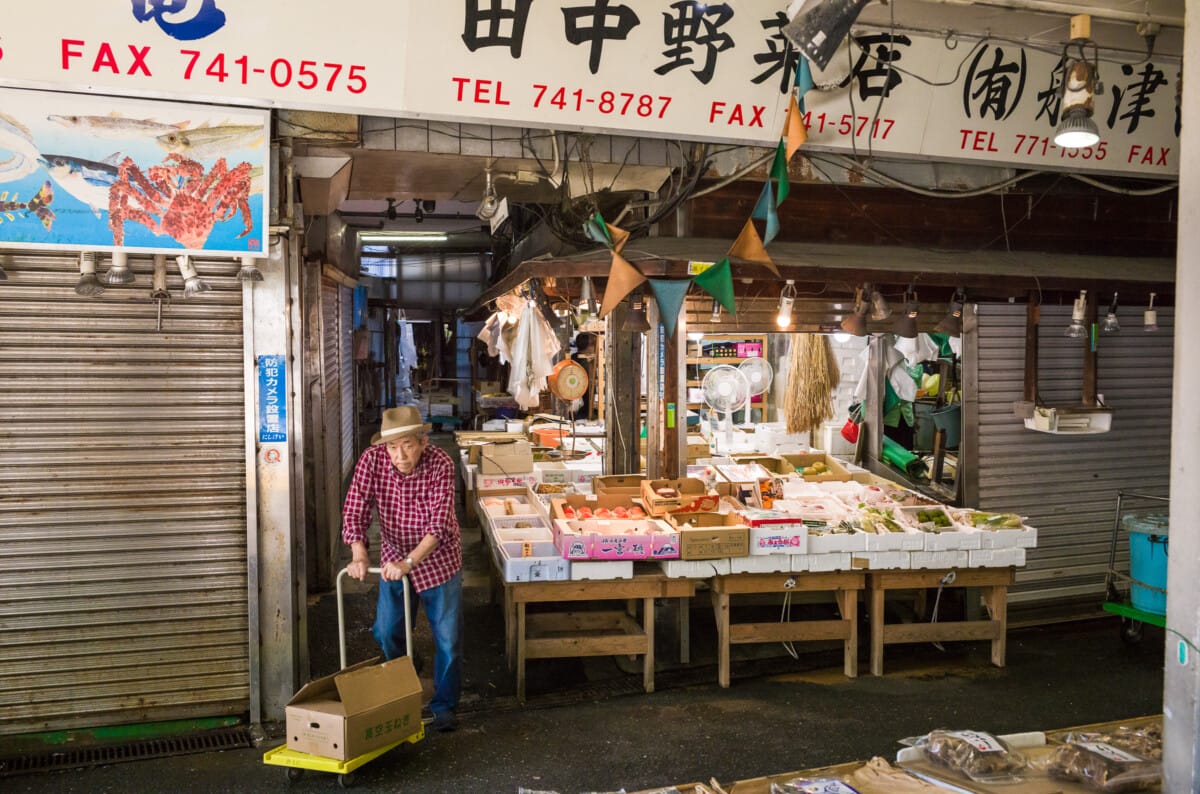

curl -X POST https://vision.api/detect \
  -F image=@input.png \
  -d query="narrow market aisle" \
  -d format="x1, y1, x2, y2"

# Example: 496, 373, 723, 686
7, 617, 1164, 793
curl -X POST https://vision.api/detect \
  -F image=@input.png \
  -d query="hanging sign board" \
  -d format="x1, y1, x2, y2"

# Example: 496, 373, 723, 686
258, 354, 287, 443
0, 1, 407, 116
0, 1, 793, 146
0, 87, 269, 256
802, 32, 1180, 178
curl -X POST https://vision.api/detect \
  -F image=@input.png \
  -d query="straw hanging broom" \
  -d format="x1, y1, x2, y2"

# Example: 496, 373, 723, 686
784, 334, 841, 437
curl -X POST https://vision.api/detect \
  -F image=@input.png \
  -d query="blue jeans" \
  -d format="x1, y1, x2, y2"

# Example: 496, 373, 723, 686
373, 571, 462, 716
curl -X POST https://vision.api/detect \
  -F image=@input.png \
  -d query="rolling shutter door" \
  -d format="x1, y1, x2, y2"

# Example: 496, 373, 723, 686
320, 278, 341, 486
973, 302, 1173, 604
340, 285, 354, 477
0, 252, 248, 735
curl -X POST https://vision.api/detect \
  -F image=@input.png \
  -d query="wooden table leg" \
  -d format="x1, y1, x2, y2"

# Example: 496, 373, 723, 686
643, 596, 655, 693
836, 588, 859, 678
870, 582, 885, 677
678, 596, 690, 665
504, 586, 516, 672
713, 587, 731, 688
986, 584, 1008, 667
516, 601, 527, 703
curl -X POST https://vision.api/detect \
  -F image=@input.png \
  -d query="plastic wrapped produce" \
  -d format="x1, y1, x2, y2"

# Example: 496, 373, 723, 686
770, 780, 862, 793
1062, 723, 1163, 761
1045, 742, 1161, 792
920, 729, 1027, 783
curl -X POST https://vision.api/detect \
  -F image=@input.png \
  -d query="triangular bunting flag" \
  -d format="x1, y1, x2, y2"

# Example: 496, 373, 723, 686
785, 95, 808, 161
728, 219, 780, 277
584, 212, 614, 248
693, 256, 737, 316
795, 59, 814, 115
647, 278, 692, 338
770, 140, 790, 206
751, 180, 780, 246
606, 222, 630, 253
598, 250, 646, 318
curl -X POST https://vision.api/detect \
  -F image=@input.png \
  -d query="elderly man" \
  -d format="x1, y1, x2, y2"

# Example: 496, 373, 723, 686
343, 405, 462, 732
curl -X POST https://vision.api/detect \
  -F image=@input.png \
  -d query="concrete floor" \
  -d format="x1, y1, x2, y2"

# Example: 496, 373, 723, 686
2, 446, 1169, 792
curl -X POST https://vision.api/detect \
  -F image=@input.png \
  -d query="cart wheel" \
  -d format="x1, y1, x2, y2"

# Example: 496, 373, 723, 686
1120, 618, 1144, 645
338, 772, 357, 788
285, 767, 303, 782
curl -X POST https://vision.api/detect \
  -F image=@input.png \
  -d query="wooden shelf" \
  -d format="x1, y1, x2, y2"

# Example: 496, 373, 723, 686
687, 335, 770, 421
689, 356, 756, 365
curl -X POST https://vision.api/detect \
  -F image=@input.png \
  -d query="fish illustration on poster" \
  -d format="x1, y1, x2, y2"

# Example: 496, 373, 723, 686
0, 87, 269, 257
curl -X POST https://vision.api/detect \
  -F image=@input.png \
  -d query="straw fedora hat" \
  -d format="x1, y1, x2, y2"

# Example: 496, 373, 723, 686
371, 406, 432, 445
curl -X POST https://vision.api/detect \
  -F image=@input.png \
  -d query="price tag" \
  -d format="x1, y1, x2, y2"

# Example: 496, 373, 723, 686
949, 731, 1007, 753
1079, 742, 1144, 763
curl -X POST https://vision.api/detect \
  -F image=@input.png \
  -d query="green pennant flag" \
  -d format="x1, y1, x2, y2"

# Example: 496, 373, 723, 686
647, 278, 692, 338
796, 58, 814, 115
693, 257, 736, 316
584, 212, 614, 248
751, 180, 779, 246
771, 139, 790, 206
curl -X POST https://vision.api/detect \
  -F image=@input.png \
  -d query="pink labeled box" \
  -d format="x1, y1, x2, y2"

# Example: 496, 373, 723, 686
736, 342, 762, 358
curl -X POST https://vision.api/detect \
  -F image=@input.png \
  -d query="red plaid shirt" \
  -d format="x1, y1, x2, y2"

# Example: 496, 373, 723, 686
342, 443, 461, 592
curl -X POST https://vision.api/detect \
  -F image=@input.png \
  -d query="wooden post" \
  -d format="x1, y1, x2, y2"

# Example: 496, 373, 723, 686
662, 306, 685, 478
1023, 297, 1039, 404
604, 300, 642, 475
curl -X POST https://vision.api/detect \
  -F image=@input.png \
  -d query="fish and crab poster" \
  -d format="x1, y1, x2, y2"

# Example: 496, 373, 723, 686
0, 87, 268, 257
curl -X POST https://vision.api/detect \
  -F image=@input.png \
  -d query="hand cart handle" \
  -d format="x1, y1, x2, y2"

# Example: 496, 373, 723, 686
336, 567, 411, 671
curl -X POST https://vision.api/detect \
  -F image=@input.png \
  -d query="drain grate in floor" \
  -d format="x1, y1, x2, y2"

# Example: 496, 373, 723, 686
0, 726, 254, 778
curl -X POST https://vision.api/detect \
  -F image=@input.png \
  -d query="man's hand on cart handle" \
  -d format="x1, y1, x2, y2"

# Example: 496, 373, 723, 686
346, 557, 370, 581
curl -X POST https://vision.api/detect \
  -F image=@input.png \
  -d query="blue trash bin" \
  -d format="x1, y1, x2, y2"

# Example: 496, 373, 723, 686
1123, 513, 1169, 616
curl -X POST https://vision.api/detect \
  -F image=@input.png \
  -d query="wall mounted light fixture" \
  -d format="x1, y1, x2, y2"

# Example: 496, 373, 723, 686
1102, 292, 1120, 332
1054, 15, 1102, 149
897, 288, 920, 339
1064, 289, 1088, 338
1144, 292, 1158, 332
840, 287, 869, 336
936, 289, 966, 336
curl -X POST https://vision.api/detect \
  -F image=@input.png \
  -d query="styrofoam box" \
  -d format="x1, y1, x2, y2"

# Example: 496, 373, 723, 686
920, 528, 983, 552
476, 472, 539, 492
807, 530, 868, 554
570, 559, 634, 581
851, 551, 911, 570
660, 558, 731, 578
494, 525, 553, 543
969, 548, 1027, 568
729, 555, 791, 574
804, 553, 853, 572
498, 541, 570, 582
490, 514, 550, 531
971, 525, 1038, 550
748, 525, 807, 555
863, 527, 926, 552
910, 550, 969, 569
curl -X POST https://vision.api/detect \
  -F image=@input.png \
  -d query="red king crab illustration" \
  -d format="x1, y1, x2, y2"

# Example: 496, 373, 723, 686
108, 153, 253, 249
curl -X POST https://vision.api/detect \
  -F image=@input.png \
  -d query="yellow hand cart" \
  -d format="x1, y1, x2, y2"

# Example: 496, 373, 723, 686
263, 567, 424, 787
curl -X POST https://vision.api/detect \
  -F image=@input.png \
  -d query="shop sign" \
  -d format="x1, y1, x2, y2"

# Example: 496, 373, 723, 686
258, 355, 287, 443
0, 1, 794, 146
803, 31, 1180, 178
0, 87, 269, 256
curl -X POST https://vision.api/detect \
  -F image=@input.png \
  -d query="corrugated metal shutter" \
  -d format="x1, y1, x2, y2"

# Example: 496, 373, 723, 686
974, 302, 1173, 604
0, 252, 247, 735
340, 286, 354, 477
321, 278, 341, 480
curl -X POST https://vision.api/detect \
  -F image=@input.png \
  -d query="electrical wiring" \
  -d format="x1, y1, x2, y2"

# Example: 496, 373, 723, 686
1066, 172, 1179, 196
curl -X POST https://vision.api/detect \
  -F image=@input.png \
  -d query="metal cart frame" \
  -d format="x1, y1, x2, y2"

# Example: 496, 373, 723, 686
1101, 491, 1169, 645
263, 568, 423, 787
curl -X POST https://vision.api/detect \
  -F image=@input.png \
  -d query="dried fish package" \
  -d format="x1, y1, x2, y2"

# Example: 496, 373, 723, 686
1046, 742, 1161, 792
771, 779, 862, 793
920, 729, 1027, 783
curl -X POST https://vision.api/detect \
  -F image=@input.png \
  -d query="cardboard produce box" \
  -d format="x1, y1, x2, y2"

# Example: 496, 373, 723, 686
664, 511, 750, 559
550, 493, 646, 521
730, 454, 795, 475
781, 452, 852, 482
285, 656, 422, 761
592, 474, 646, 496
640, 478, 720, 516
480, 440, 534, 474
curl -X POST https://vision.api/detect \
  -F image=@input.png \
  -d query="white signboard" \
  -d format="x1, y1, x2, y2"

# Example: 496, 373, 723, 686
400, 1, 795, 145
803, 32, 1180, 178
0, 2, 409, 113
0, 1, 796, 146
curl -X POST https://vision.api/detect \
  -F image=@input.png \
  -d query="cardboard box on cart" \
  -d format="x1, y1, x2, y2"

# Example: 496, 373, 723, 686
285, 656, 422, 761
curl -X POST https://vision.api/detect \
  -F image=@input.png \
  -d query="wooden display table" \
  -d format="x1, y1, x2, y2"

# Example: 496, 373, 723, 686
504, 573, 697, 702
868, 567, 1014, 676
711, 571, 866, 687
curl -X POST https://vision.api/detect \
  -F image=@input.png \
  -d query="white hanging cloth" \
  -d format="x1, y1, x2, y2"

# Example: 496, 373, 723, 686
507, 301, 560, 410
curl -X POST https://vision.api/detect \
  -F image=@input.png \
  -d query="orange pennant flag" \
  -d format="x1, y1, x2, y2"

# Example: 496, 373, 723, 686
606, 223, 630, 253
785, 95, 808, 161
598, 250, 646, 318
728, 219, 780, 277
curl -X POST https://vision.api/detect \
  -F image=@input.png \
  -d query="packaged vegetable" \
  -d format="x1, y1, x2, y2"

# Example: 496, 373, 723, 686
1046, 742, 1161, 792
920, 729, 1027, 783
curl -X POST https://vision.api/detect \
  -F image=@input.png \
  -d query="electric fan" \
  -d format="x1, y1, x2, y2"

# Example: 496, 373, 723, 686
737, 357, 774, 427
701, 365, 750, 454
